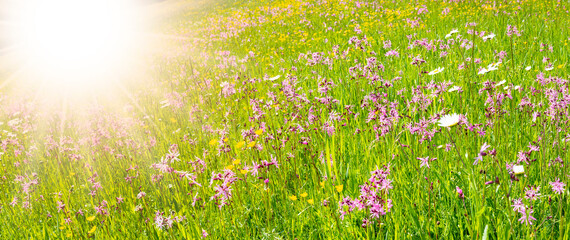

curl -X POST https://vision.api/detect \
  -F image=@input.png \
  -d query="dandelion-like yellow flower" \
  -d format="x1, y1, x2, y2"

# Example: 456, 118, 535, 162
88, 226, 97, 234
289, 195, 297, 201
335, 185, 343, 193
235, 141, 245, 149
307, 199, 314, 205
247, 141, 256, 148
300, 192, 308, 198
209, 139, 218, 146
86, 216, 96, 221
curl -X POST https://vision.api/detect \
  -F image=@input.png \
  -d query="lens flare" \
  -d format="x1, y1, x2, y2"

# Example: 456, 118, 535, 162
4, 0, 142, 91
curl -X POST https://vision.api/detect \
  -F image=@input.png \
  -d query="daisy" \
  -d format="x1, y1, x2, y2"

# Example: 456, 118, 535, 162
477, 68, 489, 75
438, 113, 460, 127
445, 29, 459, 38
268, 75, 281, 81
482, 33, 495, 41
525, 66, 531, 71
495, 80, 506, 87
448, 86, 461, 92
478, 62, 500, 75
428, 67, 444, 75
487, 62, 501, 70
545, 66, 554, 71
512, 165, 524, 175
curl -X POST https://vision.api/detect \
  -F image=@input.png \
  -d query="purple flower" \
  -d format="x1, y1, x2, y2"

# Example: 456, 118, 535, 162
137, 191, 147, 199
418, 156, 436, 168
518, 207, 536, 226
549, 178, 566, 194
56, 201, 65, 212
473, 142, 491, 165
511, 198, 524, 212
456, 186, 464, 199
524, 186, 541, 201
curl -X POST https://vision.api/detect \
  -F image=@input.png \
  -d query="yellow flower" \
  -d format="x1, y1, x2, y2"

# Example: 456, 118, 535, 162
235, 141, 245, 149
232, 159, 241, 165
59, 226, 65, 230
240, 169, 248, 174
170, 118, 177, 123
66, 232, 72, 237
255, 129, 263, 135
209, 139, 218, 146
335, 185, 344, 193
225, 165, 234, 170
300, 192, 308, 198
320, 181, 325, 188
289, 195, 297, 201
88, 226, 97, 234
247, 141, 256, 148
86, 216, 96, 221
223, 138, 228, 142
307, 199, 314, 205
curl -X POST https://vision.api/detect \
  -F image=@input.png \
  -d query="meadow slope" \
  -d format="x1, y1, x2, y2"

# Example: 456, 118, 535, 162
2, 0, 570, 239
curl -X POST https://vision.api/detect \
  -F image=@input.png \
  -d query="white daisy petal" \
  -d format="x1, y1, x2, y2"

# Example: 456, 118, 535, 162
438, 113, 460, 127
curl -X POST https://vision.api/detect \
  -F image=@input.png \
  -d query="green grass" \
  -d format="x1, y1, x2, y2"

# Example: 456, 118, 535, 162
2, 0, 570, 239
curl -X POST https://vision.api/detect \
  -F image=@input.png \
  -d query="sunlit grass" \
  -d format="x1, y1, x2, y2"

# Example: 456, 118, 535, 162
1, 0, 570, 239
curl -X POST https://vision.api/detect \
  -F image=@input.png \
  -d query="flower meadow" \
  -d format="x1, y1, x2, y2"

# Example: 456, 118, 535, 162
3, 0, 570, 239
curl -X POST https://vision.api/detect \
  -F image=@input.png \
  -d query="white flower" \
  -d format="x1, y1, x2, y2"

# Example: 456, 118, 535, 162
428, 67, 444, 75
478, 62, 501, 75
268, 75, 281, 81
513, 165, 524, 175
445, 29, 459, 38
525, 66, 531, 71
438, 113, 460, 127
495, 80, 506, 87
545, 66, 554, 71
448, 86, 461, 92
482, 33, 496, 41
514, 85, 520, 90
488, 61, 501, 69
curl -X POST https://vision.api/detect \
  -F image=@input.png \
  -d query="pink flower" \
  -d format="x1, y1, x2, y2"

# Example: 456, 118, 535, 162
418, 156, 436, 168
549, 178, 566, 194
456, 187, 464, 199
56, 201, 65, 212
137, 191, 146, 199
511, 198, 524, 212
524, 186, 541, 201
473, 142, 491, 165
518, 207, 536, 226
